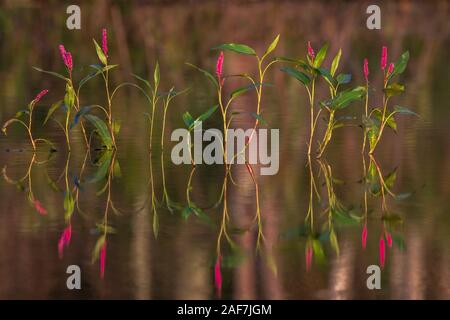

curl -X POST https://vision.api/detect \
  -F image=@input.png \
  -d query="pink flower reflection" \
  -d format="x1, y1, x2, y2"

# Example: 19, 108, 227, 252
305, 245, 313, 271
58, 224, 72, 258
362, 224, 368, 249
214, 256, 222, 297
379, 237, 386, 268
34, 200, 47, 215
100, 241, 107, 279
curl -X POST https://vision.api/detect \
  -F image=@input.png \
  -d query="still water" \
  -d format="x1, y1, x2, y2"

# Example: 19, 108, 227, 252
0, 1, 449, 299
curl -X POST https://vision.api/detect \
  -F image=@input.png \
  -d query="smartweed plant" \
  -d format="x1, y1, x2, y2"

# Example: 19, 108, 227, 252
2, 89, 54, 151
280, 42, 365, 158
362, 47, 416, 154
187, 34, 281, 167
70, 29, 120, 150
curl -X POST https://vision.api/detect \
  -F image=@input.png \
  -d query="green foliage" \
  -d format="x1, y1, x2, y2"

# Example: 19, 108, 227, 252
85, 114, 113, 149
280, 67, 310, 86
212, 43, 256, 56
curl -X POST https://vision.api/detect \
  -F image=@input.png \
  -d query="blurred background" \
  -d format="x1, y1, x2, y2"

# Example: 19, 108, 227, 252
0, 0, 449, 299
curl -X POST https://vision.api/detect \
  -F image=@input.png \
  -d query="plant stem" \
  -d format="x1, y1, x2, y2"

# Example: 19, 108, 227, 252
65, 109, 71, 151
104, 68, 116, 148
28, 108, 36, 151
308, 79, 316, 156
317, 110, 335, 158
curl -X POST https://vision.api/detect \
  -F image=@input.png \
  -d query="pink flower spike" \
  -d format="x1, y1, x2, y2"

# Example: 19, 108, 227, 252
387, 62, 394, 76
381, 46, 388, 70
100, 241, 107, 279
216, 51, 224, 83
362, 224, 368, 249
58, 224, 72, 258
307, 41, 315, 61
102, 28, 108, 57
386, 232, 393, 248
34, 200, 47, 215
305, 245, 313, 271
363, 58, 369, 82
65, 52, 73, 72
379, 237, 386, 268
214, 256, 222, 297
33, 89, 49, 104
59, 45, 67, 62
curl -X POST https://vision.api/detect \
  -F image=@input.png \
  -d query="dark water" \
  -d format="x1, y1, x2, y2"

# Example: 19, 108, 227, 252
0, 1, 449, 299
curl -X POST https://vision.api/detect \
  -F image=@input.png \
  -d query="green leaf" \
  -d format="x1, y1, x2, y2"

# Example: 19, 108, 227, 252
44, 100, 63, 125
89, 150, 113, 183
382, 213, 403, 227
93, 39, 108, 65
393, 105, 418, 116
324, 86, 366, 110
230, 83, 270, 99
251, 112, 269, 126
84, 114, 113, 149
153, 211, 159, 239
79, 65, 118, 89
330, 230, 340, 256
71, 106, 92, 129
333, 208, 361, 226
275, 56, 301, 64
112, 119, 121, 135
312, 240, 325, 263
372, 108, 397, 132
330, 49, 342, 77
182, 112, 195, 129
212, 43, 256, 55
113, 160, 122, 178
185, 63, 219, 89
384, 170, 397, 190
263, 34, 280, 58
64, 83, 75, 110
132, 73, 153, 91
182, 206, 192, 220
336, 73, 352, 85
15, 109, 30, 119
91, 235, 106, 263
383, 83, 405, 98
389, 51, 409, 79
33, 67, 69, 82
96, 223, 116, 234
280, 67, 311, 86
63, 191, 74, 221
392, 233, 406, 251
196, 104, 219, 123
317, 68, 336, 88
154, 61, 160, 87
313, 43, 329, 68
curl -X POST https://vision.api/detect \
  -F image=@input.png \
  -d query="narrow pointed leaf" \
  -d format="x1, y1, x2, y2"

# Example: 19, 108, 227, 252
84, 114, 113, 148
33, 67, 69, 82
384, 83, 405, 98
280, 67, 311, 86
70, 106, 92, 129
185, 63, 219, 89
212, 43, 256, 55
44, 100, 63, 125
336, 73, 352, 85
93, 39, 108, 65
330, 49, 342, 77
263, 34, 280, 57
313, 43, 329, 68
